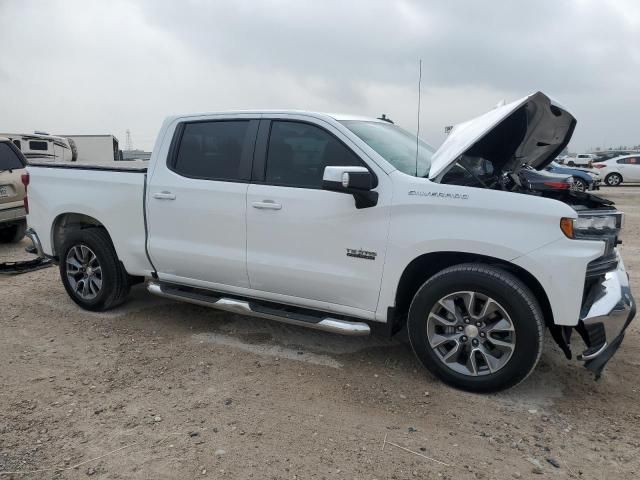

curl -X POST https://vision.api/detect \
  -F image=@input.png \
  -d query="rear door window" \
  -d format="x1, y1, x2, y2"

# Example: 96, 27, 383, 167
0, 143, 25, 170
172, 120, 256, 181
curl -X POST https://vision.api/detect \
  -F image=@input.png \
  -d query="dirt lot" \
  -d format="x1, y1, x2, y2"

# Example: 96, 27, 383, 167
1, 186, 639, 479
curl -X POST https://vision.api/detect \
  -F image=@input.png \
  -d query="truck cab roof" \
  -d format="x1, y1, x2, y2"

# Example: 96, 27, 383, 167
164, 110, 386, 124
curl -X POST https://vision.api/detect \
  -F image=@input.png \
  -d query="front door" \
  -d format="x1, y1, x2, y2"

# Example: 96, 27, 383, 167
246, 119, 391, 315
147, 118, 259, 289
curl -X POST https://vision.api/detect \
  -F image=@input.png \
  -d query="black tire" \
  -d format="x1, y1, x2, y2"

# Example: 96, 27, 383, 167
572, 177, 588, 192
407, 263, 544, 393
605, 172, 623, 186
0, 220, 26, 243
59, 228, 130, 311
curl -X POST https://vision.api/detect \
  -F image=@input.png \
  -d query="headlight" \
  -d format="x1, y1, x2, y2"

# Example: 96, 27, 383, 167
575, 215, 617, 231
560, 213, 623, 239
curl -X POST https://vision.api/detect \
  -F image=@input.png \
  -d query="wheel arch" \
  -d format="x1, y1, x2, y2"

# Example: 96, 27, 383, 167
51, 212, 106, 258
391, 251, 554, 332
605, 171, 623, 185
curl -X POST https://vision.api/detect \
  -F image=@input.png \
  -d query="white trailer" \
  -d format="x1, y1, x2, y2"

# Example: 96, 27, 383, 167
60, 135, 120, 164
0, 132, 76, 162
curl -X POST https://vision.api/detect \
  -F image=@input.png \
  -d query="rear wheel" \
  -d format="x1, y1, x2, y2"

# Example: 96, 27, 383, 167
605, 172, 622, 186
59, 228, 130, 311
0, 220, 26, 243
407, 264, 544, 392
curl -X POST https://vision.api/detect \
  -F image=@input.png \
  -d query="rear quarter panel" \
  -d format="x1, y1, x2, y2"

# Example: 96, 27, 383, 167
27, 166, 152, 276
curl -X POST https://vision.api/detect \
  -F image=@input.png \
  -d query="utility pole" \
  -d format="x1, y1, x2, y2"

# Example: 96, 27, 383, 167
125, 129, 133, 151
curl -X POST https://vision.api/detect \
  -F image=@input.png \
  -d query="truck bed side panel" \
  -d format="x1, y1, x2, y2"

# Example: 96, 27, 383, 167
27, 166, 153, 276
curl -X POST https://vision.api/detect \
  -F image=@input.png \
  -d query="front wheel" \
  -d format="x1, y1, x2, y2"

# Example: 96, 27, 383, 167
59, 228, 130, 311
407, 264, 544, 392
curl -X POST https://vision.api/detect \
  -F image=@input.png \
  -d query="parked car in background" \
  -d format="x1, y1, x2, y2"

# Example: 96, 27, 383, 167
593, 154, 640, 186
0, 132, 76, 163
519, 166, 574, 191
0, 137, 28, 243
545, 161, 600, 192
566, 153, 597, 167
24, 91, 635, 392
594, 150, 635, 162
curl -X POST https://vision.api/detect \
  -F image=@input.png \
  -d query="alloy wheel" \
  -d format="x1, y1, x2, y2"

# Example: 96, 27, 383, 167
571, 179, 586, 192
426, 291, 516, 376
65, 245, 103, 300
607, 174, 621, 186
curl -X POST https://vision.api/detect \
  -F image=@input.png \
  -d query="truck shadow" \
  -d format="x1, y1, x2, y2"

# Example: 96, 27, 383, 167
109, 284, 617, 411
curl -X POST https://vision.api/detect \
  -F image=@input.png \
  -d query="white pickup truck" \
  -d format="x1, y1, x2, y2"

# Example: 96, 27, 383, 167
25, 91, 635, 392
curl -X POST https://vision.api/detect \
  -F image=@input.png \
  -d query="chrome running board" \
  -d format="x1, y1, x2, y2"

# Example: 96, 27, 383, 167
147, 281, 370, 336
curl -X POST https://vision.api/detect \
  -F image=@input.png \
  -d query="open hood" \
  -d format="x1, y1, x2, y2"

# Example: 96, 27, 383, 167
429, 91, 576, 180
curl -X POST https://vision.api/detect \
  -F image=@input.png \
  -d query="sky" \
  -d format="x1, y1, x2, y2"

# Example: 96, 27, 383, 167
1, 0, 639, 152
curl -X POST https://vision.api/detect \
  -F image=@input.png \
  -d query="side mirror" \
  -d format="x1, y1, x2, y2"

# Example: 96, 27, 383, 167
322, 166, 378, 209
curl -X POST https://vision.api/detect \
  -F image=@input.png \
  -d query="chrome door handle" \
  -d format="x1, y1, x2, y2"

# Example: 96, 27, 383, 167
252, 200, 282, 210
153, 191, 176, 200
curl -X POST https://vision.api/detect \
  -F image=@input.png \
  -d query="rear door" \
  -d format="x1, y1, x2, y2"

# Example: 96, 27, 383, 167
245, 118, 391, 316
147, 117, 259, 289
621, 156, 640, 181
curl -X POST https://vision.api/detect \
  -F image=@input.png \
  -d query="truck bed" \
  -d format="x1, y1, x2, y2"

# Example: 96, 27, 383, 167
26, 162, 153, 276
27, 160, 148, 172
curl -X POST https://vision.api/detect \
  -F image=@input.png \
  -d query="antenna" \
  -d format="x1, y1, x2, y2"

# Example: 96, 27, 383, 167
125, 129, 133, 151
415, 59, 422, 177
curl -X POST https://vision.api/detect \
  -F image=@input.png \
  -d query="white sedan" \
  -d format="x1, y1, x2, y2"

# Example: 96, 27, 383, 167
593, 154, 640, 186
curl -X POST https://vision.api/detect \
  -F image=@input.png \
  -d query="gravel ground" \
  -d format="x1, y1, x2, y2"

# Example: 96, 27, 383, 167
1, 186, 639, 479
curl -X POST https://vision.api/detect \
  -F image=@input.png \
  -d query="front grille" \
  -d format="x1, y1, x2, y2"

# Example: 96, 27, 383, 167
586, 252, 618, 278
584, 322, 606, 348
578, 211, 623, 320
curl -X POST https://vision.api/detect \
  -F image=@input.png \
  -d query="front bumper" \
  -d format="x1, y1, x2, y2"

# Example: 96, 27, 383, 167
578, 256, 635, 377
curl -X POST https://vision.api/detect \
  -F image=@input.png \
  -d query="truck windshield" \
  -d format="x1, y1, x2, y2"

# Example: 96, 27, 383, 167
340, 120, 435, 177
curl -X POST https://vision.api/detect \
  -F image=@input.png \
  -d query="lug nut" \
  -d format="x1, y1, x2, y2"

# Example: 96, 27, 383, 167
472, 339, 479, 346
460, 335, 468, 342
475, 322, 482, 327
480, 332, 486, 338
457, 326, 464, 332
464, 317, 470, 324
